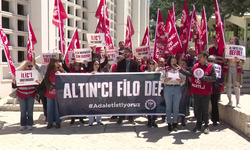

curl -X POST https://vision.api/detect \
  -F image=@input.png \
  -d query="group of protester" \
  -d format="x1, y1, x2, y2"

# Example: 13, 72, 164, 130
11, 36, 244, 135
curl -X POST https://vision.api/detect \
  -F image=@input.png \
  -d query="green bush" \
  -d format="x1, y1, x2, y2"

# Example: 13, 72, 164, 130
247, 48, 250, 57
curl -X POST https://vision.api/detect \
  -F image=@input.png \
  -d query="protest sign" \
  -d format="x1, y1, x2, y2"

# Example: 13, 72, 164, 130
87, 33, 106, 47
101, 49, 118, 65
225, 45, 246, 60
41, 53, 59, 65
134, 45, 151, 59
68, 51, 75, 64
74, 48, 92, 62
55, 73, 167, 118
213, 63, 221, 78
16, 70, 39, 86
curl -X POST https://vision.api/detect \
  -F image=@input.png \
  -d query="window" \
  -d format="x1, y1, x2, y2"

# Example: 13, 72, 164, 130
2, 1, 9, 12
18, 36, 24, 47
68, 30, 71, 38
18, 51, 24, 62
2, 17, 10, 29
76, 21, 78, 28
18, 20, 24, 31
2, 50, 7, 62
68, 19, 71, 26
17, 4, 24, 15
6, 34, 10, 41
82, 44, 84, 48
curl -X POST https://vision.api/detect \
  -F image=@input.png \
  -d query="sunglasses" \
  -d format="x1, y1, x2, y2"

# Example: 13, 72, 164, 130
27, 65, 33, 68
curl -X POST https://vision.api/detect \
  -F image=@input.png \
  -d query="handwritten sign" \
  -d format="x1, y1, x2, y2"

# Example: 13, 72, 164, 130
87, 33, 106, 47
213, 64, 222, 78
68, 51, 75, 63
74, 48, 92, 62
101, 49, 118, 65
134, 45, 151, 59
16, 70, 39, 86
41, 53, 59, 65
225, 45, 246, 60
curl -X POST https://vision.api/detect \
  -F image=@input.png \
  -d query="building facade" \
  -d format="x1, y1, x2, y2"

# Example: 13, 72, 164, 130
0, 0, 150, 98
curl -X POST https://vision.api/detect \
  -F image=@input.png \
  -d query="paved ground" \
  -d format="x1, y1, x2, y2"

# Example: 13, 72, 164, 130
0, 110, 249, 150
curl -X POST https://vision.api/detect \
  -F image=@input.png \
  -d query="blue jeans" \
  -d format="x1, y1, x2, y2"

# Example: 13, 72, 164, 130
18, 96, 35, 126
164, 85, 182, 123
47, 98, 61, 124
89, 116, 102, 124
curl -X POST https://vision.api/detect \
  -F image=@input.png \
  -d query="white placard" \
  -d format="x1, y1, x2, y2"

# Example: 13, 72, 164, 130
168, 72, 179, 80
41, 53, 59, 65
134, 45, 151, 59
16, 70, 39, 86
225, 45, 246, 60
87, 33, 106, 47
101, 49, 118, 65
212, 63, 222, 79
68, 51, 75, 63
74, 48, 92, 62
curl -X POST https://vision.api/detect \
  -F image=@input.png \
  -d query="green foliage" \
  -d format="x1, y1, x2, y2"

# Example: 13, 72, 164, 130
247, 48, 250, 57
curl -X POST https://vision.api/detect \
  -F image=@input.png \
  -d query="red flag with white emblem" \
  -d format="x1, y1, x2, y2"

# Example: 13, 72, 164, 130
215, 0, 225, 56
141, 26, 150, 46
27, 15, 37, 62
52, 0, 67, 54
179, 0, 189, 54
193, 6, 202, 54
0, 26, 16, 76
64, 28, 80, 66
200, 6, 208, 51
153, 9, 168, 63
125, 15, 134, 58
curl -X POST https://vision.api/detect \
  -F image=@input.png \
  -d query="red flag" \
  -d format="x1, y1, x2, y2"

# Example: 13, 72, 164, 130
27, 16, 37, 62
141, 26, 150, 46
215, 0, 225, 56
0, 26, 16, 76
95, 0, 108, 22
188, 10, 194, 41
153, 9, 168, 63
166, 11, 182, 55
193, 6, 202, 54
52, 0, 67, 54
165, 3, 177, 34
65, 28, 80, 66
125, 16, 134, 58
200, 6, 208, 51
179, 0, 189, 55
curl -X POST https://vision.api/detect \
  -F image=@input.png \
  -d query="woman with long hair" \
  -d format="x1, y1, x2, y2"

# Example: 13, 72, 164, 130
88, 60, 104, 126
44, 58, 63, 129
163, 56, 186, 132
11, 61, 39, 131
223, 37, 245, 108
145, 59, 158, 128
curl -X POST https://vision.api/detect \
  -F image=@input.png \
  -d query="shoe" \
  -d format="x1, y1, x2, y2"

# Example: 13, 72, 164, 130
152, 121, 158, 128
204, 127, 210, 134
111, 116, 117, 119
168, 123, 172, 131
147, 121, 152, 127
20, 126, 26, 131
98, 122, 104, 126
193, 126, 201, 133
88, 124, 93, 127
28, 126, 33, 130
117, 119, 123, 124
79, 118, 85, 124
236, 103, 241, 108
213, 122, 218, 126
46, 123, 53, 129
173, 123, 178, 132
161, 116, 166, 123
128, 119, 135, 124
227, 101, 233, 106
55, 123, 61, 129
70, 119, 75, 125
181, 122, 186, 126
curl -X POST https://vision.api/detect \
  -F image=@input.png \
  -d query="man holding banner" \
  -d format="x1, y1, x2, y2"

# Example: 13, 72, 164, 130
116, 47, 138, 124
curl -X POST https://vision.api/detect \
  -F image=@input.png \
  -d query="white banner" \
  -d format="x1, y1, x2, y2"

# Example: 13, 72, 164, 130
213, 63, 222, 79
74, 48, 92, 62
225, 45, 246, 60
16, 70, 39, 86
41, 53, 59, 65
101, 49, 118, 65
134, 45, 151, 59
68, 51, 75, 64
87, 33, 106, 47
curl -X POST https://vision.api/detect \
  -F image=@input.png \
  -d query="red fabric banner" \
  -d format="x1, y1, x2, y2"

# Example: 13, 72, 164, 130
215, 0, 225, 56
65, 28, 80, 66
141, 26, 150, 46
27, 17, 37, 62
200, 6, 208, 52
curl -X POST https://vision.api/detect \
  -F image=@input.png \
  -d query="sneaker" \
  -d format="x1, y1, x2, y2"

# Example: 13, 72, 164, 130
193, 126, 201, 133
88, 124, 93, 127
227, 101, 233, 106
236, 103, 241, 108
28, 126, 33, 130
173, 123, 178, 132
98, 122, 104, 126
117, 119, 123, 124
204, 127, 210, 134
168, 123, 172, 131
213, 122, 218, 126
19, 126, 26, 131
